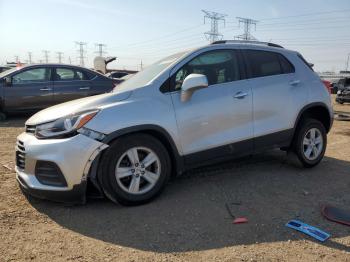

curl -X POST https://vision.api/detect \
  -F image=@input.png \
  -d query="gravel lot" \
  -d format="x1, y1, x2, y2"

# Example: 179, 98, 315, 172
1, 97, 350, 261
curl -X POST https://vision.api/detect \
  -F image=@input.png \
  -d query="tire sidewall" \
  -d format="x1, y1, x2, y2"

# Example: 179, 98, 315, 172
100, 134, 171, 205
295, 119, 327, 167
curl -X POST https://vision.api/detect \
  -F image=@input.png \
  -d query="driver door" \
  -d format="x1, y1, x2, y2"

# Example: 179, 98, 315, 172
170, 49, 253, 165
4, 67, 53, 111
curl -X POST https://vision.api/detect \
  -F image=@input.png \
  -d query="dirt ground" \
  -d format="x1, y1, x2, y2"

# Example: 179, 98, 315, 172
1, 97, 350, 261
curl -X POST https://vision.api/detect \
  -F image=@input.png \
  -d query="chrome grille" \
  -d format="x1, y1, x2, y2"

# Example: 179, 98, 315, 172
25, 125, 36, 134
16, 140, 25, 169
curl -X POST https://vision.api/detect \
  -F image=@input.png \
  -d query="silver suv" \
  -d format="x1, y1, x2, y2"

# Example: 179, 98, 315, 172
15, 40, 333, 205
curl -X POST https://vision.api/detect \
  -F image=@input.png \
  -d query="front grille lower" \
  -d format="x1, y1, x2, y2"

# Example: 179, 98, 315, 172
16, 140, 25, 169
25, 125, 36, 134
35, 161, 67, 187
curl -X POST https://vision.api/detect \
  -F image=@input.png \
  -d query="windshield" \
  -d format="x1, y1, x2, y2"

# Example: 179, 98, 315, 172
0, 67, 18, 78
113, 51, 189, 92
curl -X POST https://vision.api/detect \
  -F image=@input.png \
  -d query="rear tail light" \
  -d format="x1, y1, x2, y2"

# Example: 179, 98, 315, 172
322, 80, 332, 94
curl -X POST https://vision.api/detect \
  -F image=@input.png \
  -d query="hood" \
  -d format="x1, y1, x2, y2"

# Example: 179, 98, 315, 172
26, 90, 132, 125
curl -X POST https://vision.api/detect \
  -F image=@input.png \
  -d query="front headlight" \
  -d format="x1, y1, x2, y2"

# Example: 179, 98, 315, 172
337, 90, 342, 95
35, 110, 99, 139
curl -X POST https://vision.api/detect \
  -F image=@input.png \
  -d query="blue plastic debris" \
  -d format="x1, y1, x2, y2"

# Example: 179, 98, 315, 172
285, 220, 330, 242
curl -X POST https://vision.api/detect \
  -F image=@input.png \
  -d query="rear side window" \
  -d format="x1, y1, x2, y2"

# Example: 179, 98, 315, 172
245, 50, 295, 78
297, 54, 314, 71
55, 68, 90, 81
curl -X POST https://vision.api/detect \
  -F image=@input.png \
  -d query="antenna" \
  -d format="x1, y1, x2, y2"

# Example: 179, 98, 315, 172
202, 10, 227, 43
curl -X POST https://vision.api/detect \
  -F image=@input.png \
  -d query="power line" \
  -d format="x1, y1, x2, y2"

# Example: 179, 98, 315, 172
75, 41, 87, 67
258, 8, 350, 21
95, 43, 107, 57
56, 52, 64, 63
235, 17, 258, 41
202, 10, 227, 43
42, 50, 50, 63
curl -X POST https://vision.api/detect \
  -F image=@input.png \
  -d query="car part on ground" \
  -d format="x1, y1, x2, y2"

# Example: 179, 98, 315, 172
285, 220, 330, 242
322, 205, 350, 226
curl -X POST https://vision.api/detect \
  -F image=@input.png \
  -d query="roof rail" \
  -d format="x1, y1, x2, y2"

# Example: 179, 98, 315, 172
211, 40, 284, 48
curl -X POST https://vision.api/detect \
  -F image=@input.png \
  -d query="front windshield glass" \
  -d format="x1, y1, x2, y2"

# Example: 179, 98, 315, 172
0, 67, 18, 78
113, 51, 189, 92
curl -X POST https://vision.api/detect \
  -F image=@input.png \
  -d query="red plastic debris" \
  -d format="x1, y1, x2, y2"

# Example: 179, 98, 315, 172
233, 217, 248, 224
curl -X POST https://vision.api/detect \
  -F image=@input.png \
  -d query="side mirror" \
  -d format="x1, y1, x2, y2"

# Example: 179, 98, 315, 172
4, 77, 12, 86
181, 74, 208, 102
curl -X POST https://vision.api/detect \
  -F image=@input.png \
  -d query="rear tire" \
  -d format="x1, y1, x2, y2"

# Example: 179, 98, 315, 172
98, 134, 171, 206
293, 118, 327, 168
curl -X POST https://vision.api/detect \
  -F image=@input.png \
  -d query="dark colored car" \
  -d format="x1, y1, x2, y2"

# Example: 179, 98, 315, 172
336, 87, 350, 104
0, 64, 114, 120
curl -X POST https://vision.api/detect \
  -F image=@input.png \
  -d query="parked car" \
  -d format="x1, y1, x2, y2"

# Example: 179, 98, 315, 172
336, 88, 350, 104
0, 66, 11, 73
105, 71, 129, 79
15, 40, 333, 205
105, 71, 133, 85
0, 64, 114, 120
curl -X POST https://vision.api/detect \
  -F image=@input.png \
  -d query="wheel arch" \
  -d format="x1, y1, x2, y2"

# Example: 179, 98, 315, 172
102, 125, 185, 176
294, 102, 333, 134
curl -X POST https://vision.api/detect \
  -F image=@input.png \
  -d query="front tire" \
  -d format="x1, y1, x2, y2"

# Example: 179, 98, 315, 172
293, 119, 327, 168
98, 134, 171, 205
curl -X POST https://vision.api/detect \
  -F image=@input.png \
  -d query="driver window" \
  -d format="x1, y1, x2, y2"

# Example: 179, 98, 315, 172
12, 68, 51, 84
173, 50, 240, 90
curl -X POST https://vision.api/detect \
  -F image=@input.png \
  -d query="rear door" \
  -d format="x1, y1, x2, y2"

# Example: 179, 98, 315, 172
53, 66, 92, 104
243, 49, 307, 149
3, 67, 53, 111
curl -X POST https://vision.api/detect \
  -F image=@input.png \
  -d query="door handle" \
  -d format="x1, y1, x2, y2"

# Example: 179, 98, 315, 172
234, 91, 248, 99
289, 80, 300, 86
79, 87, 90, 90
40, 88, 52, 91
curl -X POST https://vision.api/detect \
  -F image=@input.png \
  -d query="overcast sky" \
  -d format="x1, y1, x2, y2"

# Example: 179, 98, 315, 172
0, 0, 350, 72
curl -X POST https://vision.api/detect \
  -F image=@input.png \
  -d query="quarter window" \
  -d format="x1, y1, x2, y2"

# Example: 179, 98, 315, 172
172, 50, 241, 90
12, 68, 51, 84
245, 50, 294, 78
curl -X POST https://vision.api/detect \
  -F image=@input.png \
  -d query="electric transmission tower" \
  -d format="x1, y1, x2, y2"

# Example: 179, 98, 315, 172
75, 41, 87, 67
95, 43, 107, 57
202, 10, 227, 43
235, 17, 258, 41
42, 50, 50, 63
56, 52, 64, 63
27, 52, 33, 64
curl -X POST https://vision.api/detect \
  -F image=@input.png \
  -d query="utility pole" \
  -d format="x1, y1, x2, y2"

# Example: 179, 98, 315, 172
139, 60, 143, 71
42, 50, 50, 63
68, 56, 72, 64
75, 41, 87, 67
95, 43, 107, 57
346, 53, 350, 72
14, 55, 19, 63
235, 17, 258, 41
202, 10, 227, 43
56, 52, 64, 63
27, 52, 33, 64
